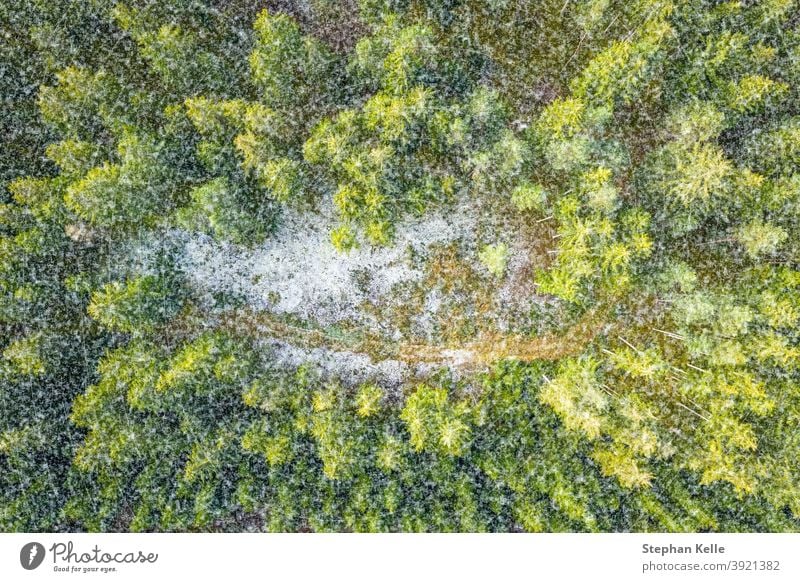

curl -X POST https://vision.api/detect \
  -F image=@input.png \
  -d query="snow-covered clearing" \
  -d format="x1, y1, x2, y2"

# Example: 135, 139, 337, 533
179, 200, 480, 328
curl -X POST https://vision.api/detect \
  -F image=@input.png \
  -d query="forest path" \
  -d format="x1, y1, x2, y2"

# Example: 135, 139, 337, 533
215, 306, 609, 370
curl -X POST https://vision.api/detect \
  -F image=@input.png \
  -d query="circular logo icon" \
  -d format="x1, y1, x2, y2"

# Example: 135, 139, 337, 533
20, 542, 46, 570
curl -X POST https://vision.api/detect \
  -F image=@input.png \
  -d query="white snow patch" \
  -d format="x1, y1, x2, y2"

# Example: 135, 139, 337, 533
179, 199, 478, 326
412, 288, 444, 339
258, 338, 476, 391
262, 339, 412, 388
437, 348, 476, 368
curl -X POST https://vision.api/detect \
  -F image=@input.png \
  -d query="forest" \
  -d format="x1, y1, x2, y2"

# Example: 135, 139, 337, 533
1, 0, 799, 532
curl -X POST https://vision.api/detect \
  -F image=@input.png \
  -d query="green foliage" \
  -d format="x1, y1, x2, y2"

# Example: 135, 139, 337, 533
250, 10, 339, 113
87, 274, 184, 334
64, 338, 800, 532
401, 384, 472, 456
64, 132, 188, 231
736, 220, 787, 259
2, 0, 800, 534
176, 178, 273, 244
304, 26, 504, 245
510, 182, 547, 213
540, 357, 607, 440
478, 243, 509, 278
